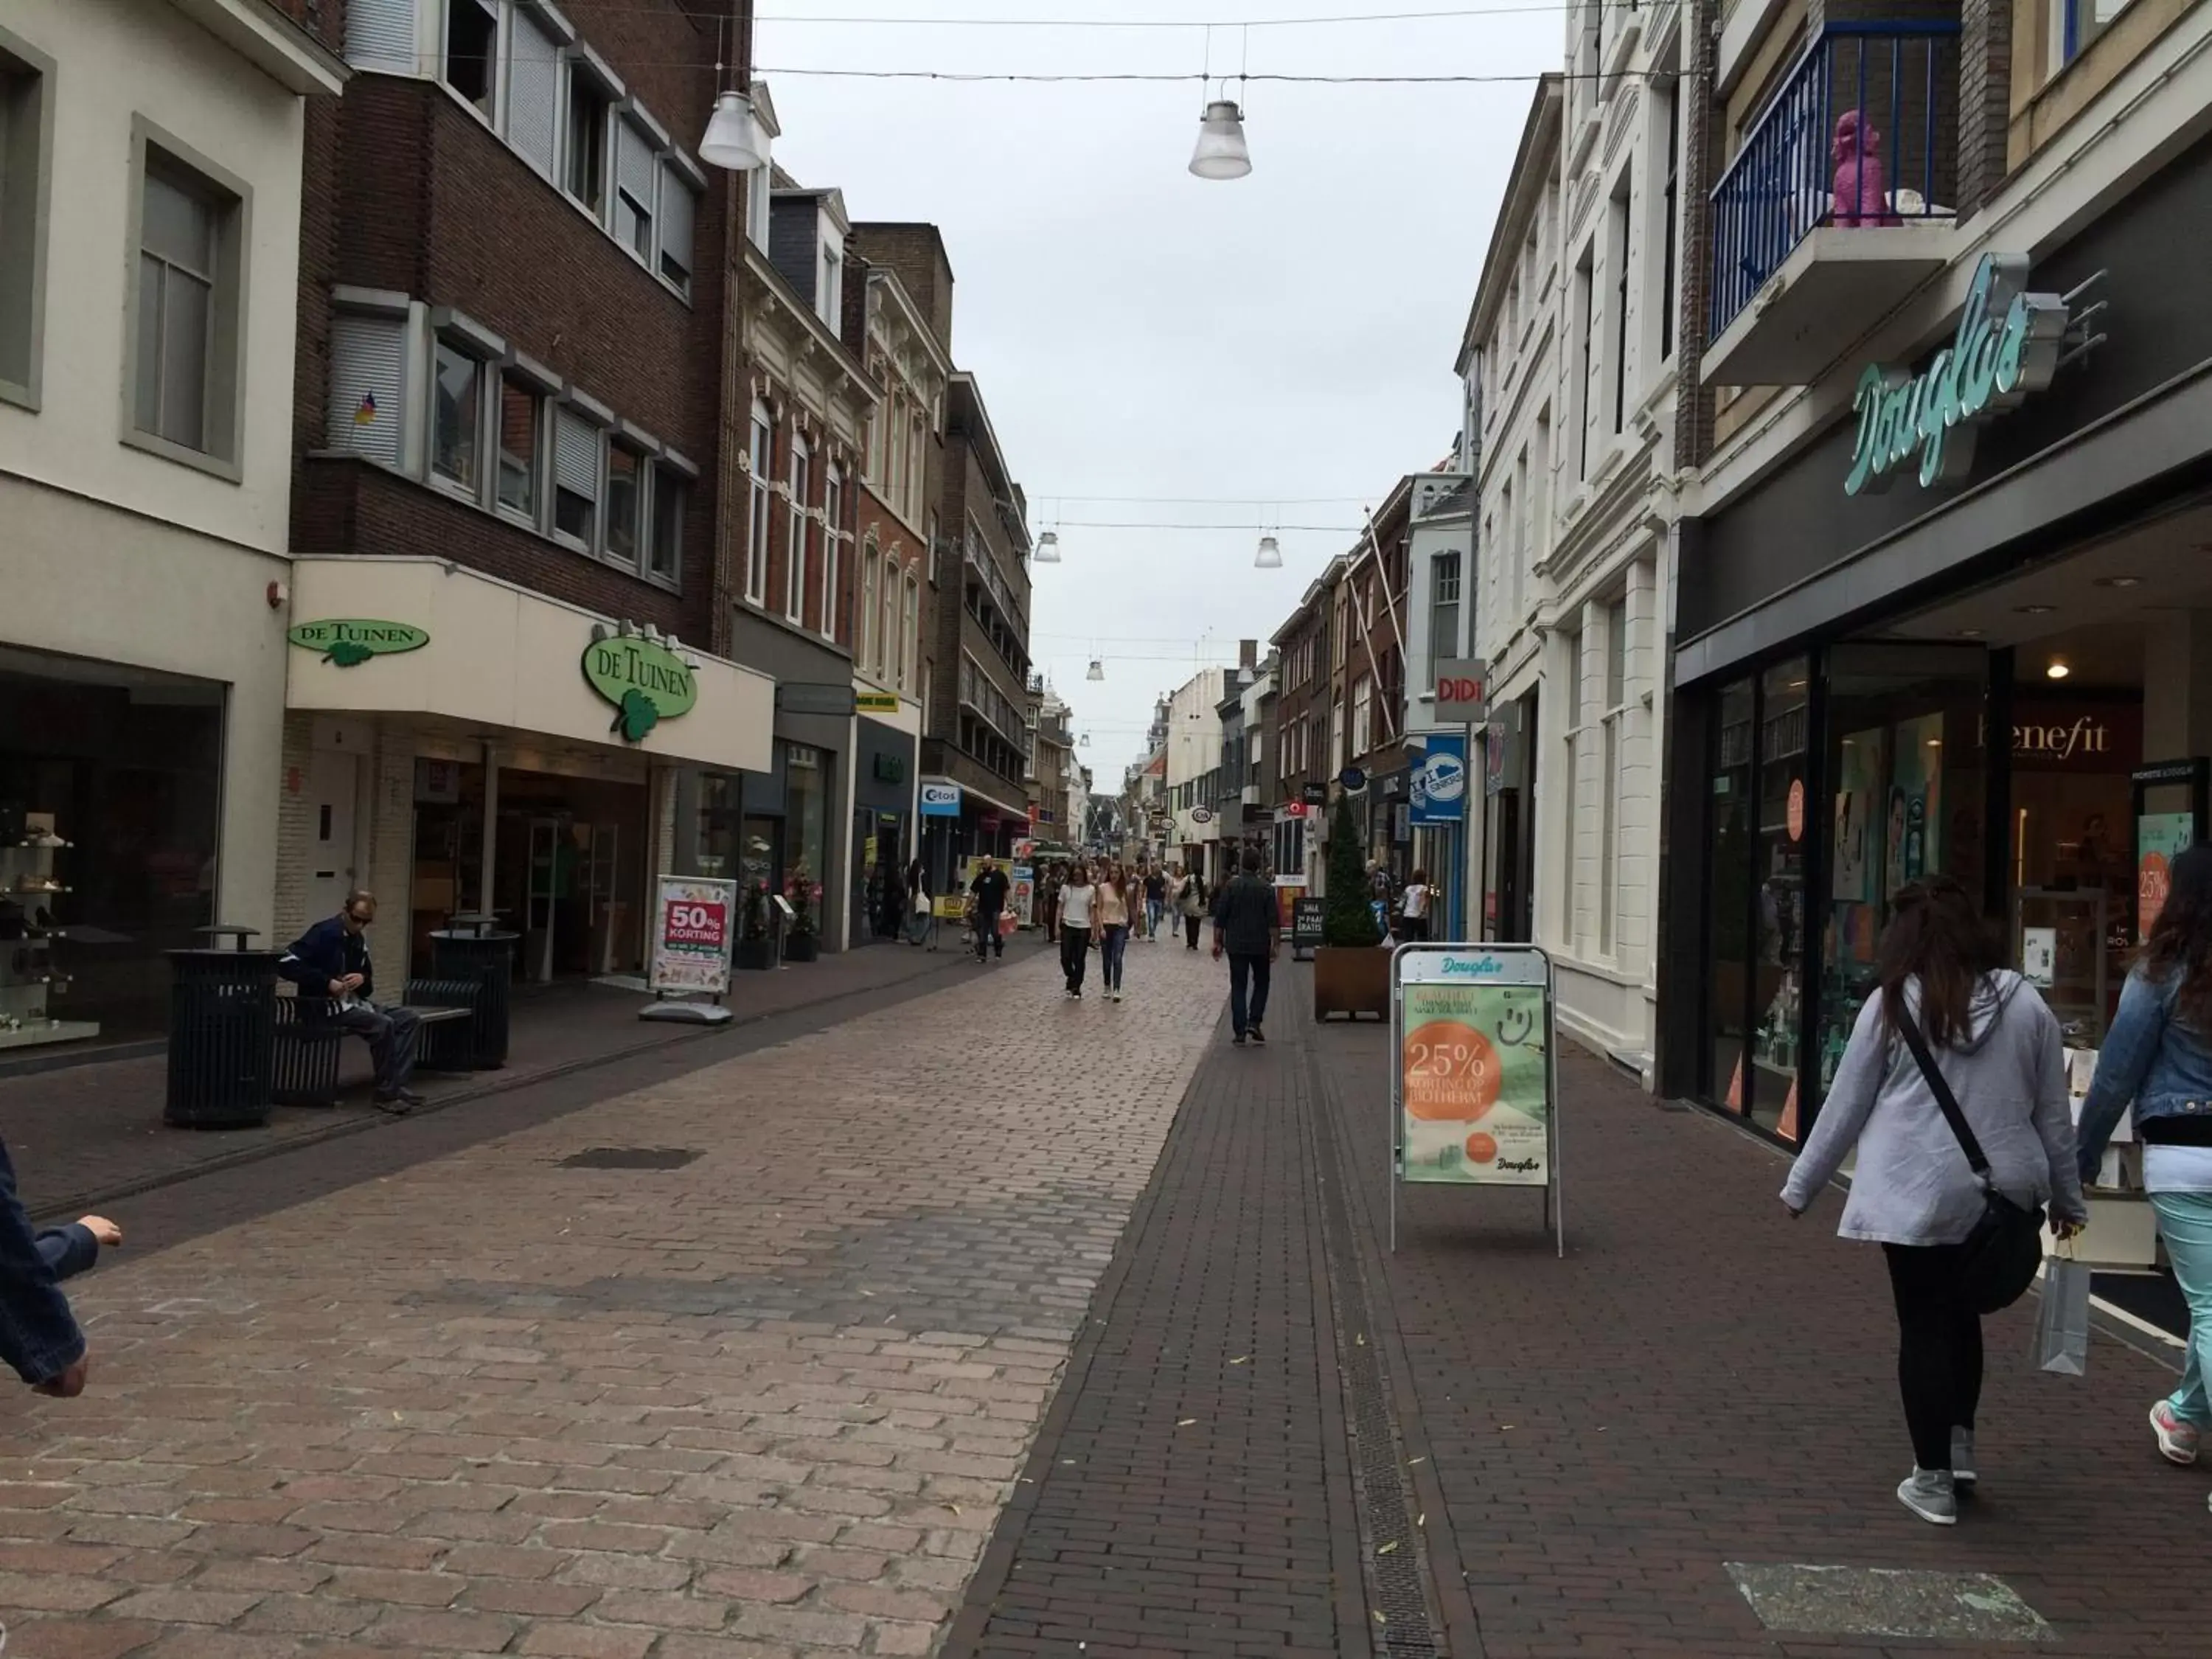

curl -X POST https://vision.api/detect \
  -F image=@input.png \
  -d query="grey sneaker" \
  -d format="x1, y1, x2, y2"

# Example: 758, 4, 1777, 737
1897, 1467, 1958, 1526
2151, 1399, 2202, 1465
1950, 1428, 1977, 1488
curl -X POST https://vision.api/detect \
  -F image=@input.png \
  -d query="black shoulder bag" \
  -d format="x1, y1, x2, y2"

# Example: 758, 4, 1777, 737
1894, 1014, 2046, 1315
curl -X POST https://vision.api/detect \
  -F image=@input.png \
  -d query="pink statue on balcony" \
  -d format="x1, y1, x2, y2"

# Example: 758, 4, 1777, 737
1832, 109, 1901, 227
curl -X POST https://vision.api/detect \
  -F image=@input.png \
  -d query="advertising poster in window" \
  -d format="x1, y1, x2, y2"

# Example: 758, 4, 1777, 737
1397, 957, 1550, 1188
650, 876, 735, 996
2138, 811, 2195, 938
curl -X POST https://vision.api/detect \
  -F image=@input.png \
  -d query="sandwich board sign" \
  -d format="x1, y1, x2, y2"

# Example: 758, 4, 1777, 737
1389, 942, 1561, 1255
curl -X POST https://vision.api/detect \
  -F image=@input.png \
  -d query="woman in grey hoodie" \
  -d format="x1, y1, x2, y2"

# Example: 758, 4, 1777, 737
1782, 876, 2086, 1526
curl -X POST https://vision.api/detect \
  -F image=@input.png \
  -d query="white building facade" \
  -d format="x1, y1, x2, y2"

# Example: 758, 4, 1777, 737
1466, 0, 1691, 1079
1163, 667, 1226, 874
0, 0, 344, 1046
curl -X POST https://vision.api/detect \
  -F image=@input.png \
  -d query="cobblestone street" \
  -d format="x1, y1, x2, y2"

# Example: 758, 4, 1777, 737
1, 945, 2206, 1658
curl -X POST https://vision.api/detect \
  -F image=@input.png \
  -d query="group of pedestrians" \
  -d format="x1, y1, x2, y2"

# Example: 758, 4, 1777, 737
1785, 854, 2212, 1526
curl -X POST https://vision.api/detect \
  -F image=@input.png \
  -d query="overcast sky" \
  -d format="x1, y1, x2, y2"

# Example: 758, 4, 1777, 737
757, 1, 1562, 785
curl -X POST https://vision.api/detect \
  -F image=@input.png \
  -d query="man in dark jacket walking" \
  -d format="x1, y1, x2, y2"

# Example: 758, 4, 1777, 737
280, 890, 423, 1113
1211, 848, 1280, 1046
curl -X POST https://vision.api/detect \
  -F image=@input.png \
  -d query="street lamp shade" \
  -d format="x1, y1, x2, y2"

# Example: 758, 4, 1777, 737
700, 91, 771, 171
1086, 658, 1105, 682
1189, 100, 1253, 181
1034, 530, 1061, 563
1255, 534, 1283, 568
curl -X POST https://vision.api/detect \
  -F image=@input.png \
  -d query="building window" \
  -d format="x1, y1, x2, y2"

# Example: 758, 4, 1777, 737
496, 374, 540, 518
0, 41, 50, 408
745, 401, 772, 604
821, 464, 843, 642
605, 440, 643, 566
1563, 630, 1584, 945
1610, 180, 1631, 435
131, 142, 246, 470
926, 512, 939, 582
613, 117, 655, 260
431, 341, 482, 493
658, 165, 695, 296
1574, 246, 1595, 479
908, 409, 927, 522
648, 466, 684, 583
745, 164, 771, 251
881, 557, 901, 683
1352, 675, 1374, 757
564, 66, 609, 215
861, 537, 881, 674
818, 240, 843, 327
786, 435, 810, 625
553, 406, 602, 547
902, 572, 919, 691
1430, 552, 1461, 663
865, 388, 886, 485
444, 0, 498, 119
1659, 86, 1679, 364
2062, 0, 2132, 63
1601, 597, 1627, 955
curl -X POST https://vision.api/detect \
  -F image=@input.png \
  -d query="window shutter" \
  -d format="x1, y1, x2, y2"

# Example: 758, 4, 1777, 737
556, 407, 601, 497
507, 10, 561, 178
324, 313, 407, 468
344, 0, 418, 74
616, 118, 655, 209
658, 165, 694, 284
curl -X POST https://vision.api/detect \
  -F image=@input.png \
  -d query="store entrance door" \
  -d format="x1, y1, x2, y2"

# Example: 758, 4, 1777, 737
524, 817, 562, 984
305, 750, 360, 921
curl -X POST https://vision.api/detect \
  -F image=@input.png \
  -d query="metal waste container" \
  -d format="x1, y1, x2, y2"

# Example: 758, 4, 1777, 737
429, 914, 518, 1069
164, 934, 280, 1128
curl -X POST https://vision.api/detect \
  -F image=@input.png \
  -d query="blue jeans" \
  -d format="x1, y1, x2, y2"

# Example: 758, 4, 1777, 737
1229, 952, 1272, 1037
1101, 925, 1129, 990
2151, 1191, 2212, 1426
1146, 899, 1164, 937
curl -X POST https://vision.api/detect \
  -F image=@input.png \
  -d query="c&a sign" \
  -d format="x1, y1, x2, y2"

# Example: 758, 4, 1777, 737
1845, 254, 2072, 497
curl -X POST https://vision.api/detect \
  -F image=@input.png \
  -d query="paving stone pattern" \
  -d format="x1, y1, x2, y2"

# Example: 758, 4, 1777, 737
948, 1000, 1363, 1658
0, 942, 1219, 1658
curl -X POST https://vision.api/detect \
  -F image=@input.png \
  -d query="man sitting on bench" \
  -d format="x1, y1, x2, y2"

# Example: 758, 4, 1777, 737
280, 890, 424, 1115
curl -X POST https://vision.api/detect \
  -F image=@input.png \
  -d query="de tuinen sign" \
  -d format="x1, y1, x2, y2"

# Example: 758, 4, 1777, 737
582, 630, 699, 743
1845, 254, 2073, 497
288, 618, 429, 667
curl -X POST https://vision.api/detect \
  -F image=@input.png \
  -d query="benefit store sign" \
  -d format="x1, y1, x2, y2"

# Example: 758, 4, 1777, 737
1844, 254, 2083, 497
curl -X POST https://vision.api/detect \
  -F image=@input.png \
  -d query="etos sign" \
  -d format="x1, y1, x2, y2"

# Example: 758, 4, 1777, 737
1435, 658, 1487, 721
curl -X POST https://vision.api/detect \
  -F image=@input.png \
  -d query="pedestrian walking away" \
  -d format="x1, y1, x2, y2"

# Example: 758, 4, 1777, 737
0, 1134, 91, 1399
1213, 847, 1280, 1046
1145, 863, 1168, 941
1179, 868, 1208, 950
1057, 860, 1098, 997
903, 857, 933, 947
279, 889, 424, 1113
1399, 869, 1433, 943
1096, 862, 1132, 1001
1780, 875, 2085, 1526
969, 856, 1010, 961
2075, 843, 2212, 1500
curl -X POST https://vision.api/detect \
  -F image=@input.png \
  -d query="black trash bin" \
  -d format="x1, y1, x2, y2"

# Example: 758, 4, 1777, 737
164, 943, 281, 1128
429, 916, 518, 1069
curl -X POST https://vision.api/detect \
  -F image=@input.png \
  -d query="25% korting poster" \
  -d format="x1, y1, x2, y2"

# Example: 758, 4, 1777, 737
1399, 982, 1549, 1186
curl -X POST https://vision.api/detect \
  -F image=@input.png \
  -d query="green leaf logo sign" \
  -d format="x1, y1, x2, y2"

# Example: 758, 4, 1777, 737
580, 633, 698, 744
288, 619, 431, 667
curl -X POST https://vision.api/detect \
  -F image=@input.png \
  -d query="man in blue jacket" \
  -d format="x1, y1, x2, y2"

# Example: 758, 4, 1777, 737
0, 1136, 91, 1398
280, 889, 423, 1113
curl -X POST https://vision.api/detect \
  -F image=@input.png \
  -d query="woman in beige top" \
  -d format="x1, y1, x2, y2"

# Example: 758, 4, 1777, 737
1096, 863, 1133, 1002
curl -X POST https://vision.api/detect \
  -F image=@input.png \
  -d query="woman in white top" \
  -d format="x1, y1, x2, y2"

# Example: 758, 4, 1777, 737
1057, 862, 1098, 999
1399, 870, 1433, 943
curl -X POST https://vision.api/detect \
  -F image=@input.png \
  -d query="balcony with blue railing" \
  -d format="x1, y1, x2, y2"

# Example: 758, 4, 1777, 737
1704, 21, 1962, 386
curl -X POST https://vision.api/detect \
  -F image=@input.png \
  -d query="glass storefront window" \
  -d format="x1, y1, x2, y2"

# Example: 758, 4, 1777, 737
0, 648, 223, 1040
1750, 661, 1810, 1142
1817, 644, 1988, 1110
784, 745, 827, 898
1708, 678, 1755, 1107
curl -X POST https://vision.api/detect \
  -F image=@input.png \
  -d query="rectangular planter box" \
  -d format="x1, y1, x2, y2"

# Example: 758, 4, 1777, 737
1313, 944, 1391, 1021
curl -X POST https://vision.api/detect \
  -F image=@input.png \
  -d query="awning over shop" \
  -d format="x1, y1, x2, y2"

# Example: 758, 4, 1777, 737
285, 557, 774, 774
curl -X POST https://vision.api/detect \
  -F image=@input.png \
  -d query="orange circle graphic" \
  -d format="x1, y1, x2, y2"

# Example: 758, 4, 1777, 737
1464, 1132, 1499, 1164
1402, 1020, 1503, 1122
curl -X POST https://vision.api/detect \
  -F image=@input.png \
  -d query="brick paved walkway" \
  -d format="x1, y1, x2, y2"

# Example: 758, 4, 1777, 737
0, 938, 1215, 1658
5, 938, 1005, 1221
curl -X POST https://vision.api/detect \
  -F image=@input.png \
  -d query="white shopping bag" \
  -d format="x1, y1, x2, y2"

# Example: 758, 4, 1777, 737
2034, 1258, 2093, 1377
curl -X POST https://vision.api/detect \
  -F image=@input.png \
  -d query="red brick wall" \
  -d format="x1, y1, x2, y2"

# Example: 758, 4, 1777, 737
292, 0, 733, 652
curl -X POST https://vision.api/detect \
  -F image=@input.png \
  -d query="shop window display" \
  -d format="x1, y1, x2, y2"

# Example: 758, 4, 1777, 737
1750, 662, 1810, 1141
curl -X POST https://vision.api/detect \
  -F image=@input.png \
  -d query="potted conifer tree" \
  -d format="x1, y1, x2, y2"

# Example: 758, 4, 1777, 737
1313, 794, 1391, 1020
